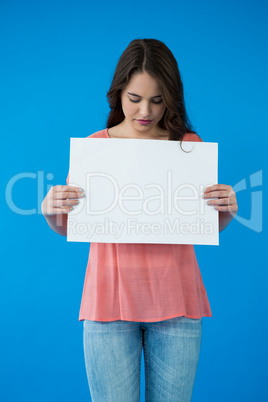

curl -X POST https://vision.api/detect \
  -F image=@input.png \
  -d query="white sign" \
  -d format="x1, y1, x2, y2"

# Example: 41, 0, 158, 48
67, 138, 218, 245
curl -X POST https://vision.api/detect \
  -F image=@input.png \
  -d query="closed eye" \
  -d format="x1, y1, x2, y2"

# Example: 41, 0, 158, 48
129, 98, 163, 104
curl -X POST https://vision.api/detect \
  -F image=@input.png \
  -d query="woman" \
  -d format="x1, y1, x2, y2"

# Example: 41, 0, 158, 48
42, 39, 238, 401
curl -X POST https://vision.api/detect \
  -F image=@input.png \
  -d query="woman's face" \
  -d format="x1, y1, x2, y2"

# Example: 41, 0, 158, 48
121, 71, 166, 134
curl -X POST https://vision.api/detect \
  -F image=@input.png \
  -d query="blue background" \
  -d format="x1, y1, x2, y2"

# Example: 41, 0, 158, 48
1, 0, 267, 401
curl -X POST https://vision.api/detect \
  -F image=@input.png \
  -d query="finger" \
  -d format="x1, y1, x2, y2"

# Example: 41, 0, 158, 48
203, 184, 231, 193
56, 205, 76, 213
46, 206, 75, 215
207, 199, 238, 208
53, 190, 85, 200
203, 190, 229, 199
213, 204, 238, 213
206, 197, 231, 206
53, 199, 80, 207
54, 185, 84, 192
53, 186, 84, 198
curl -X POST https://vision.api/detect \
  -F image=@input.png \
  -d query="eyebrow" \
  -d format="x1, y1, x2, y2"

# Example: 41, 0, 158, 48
127, 92, 162, 99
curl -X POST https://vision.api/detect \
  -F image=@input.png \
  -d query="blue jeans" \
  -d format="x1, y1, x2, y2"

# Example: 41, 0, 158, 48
83, 316, 202, 402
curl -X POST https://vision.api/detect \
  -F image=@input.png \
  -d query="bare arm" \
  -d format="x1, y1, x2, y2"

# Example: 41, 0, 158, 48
219, 210, 237, 232
41, 209, 68, 236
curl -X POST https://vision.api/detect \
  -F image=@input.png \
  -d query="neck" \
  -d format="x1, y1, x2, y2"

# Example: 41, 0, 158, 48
121, 120, 166, 140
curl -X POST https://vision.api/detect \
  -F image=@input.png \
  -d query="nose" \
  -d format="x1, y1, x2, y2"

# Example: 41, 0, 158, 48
139, 101, 151, 119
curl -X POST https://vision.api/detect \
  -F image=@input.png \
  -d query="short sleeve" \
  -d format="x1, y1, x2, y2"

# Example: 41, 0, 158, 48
194, 134, 203, 142
183, 132, 203, 142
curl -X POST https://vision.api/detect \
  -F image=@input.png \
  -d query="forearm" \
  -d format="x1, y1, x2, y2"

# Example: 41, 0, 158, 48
42, 209, 68, 237
219, 211, 236, 232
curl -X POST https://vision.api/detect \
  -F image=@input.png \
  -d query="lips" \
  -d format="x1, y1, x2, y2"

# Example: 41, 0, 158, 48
136, 119, 152, 126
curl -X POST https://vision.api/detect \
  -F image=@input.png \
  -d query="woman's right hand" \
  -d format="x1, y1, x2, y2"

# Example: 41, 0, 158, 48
41, 185, 85, 216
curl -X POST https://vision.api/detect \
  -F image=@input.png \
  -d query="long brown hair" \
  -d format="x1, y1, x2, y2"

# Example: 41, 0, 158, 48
106, 38, 197, 141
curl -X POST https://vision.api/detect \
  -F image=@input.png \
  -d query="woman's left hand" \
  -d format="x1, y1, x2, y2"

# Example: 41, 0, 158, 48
203, 184, 238, 215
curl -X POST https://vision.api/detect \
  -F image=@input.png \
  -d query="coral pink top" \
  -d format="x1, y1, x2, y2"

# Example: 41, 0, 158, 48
67, 128, 212, 322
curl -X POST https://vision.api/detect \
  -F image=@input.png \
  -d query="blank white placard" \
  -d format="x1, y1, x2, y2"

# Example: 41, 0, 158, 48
67, 138, 218, 245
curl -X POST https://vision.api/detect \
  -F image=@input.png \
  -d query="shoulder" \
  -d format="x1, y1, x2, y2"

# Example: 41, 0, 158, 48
182, 132, 203, 142
86, 128, 108, 139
